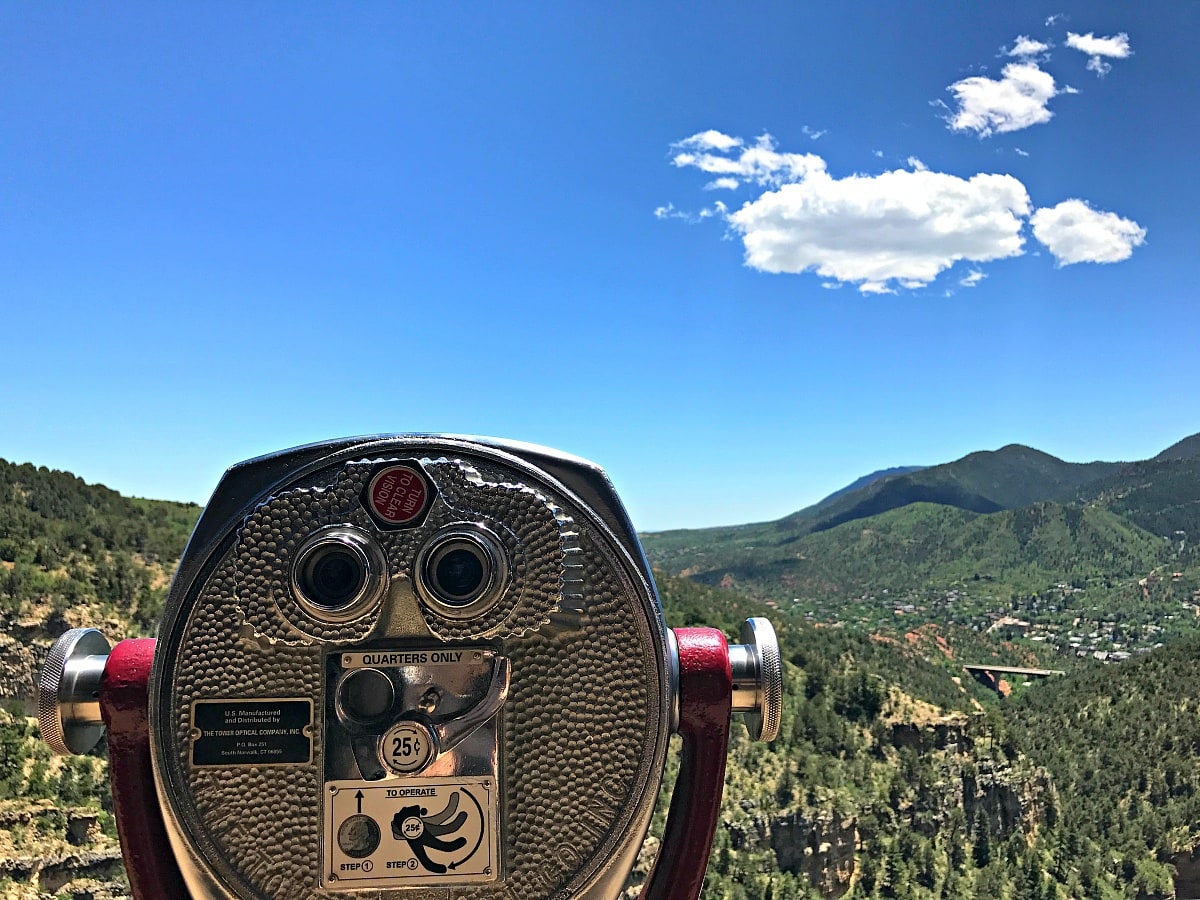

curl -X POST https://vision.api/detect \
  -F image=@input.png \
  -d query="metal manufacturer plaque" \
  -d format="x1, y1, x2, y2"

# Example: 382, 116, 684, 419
190, 699, 313, 767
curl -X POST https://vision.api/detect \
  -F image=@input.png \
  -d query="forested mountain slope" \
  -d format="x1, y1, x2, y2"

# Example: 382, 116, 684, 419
676, 501, 1167, 600
641, 437, 1200, 574
0, 459, 199, 702
642, 440, 1145, 576
1008, 635, 1200, 900
1078, 455, 1200, 541
654, 573, 1193, 899
642, 435, 1200, 662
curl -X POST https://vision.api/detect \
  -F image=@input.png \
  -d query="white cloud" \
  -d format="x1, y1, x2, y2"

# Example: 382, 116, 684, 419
1030, 199, 1147, 265
673, 130, 744, 152
945, 61, 1060, 137
726, 166, 1030, 292
1066, 32, 1131, 58
654, 200, 728, 224
801, 125, 827, 140
1014, 147, 1030, 157
859, 281, 895, 295
704, 177, 740, 191
660, 131, 1146, 293
671, 133, 825, 186
872, 149, 884, 158
1066, 32, 1132, 78
1006, 35, 1050, 58
1045, 13, 1065, 27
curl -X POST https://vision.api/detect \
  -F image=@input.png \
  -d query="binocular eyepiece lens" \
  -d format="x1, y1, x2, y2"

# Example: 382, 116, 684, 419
430, 543, 488, 606
290, 527, 387, 622
301, 547, 365, 609
416, 526, 509, 618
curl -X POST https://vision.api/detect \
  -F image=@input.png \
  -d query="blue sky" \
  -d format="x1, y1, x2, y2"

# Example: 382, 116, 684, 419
1, 2, 1196, 530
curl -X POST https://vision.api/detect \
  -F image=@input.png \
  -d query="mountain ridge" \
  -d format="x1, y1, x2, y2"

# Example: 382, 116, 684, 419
641, 432, 1200, 657
644, 434, 1200, 553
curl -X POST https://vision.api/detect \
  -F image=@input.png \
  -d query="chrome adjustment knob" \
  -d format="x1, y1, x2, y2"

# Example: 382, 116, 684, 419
38, 628, 111, 755
729, 617, 783, 742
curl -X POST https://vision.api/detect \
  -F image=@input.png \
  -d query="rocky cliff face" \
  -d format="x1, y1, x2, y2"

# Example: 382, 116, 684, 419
725, 807, 859, 897
0, 613, 54, 706
0, 801, 128, 899
721, 717, 1052, 898
764, 811, 858, 898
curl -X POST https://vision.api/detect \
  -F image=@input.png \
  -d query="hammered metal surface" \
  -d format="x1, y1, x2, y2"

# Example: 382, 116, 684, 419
415, 458, 569, 641
160, 449, 664, 899
171, 567, 325, 897
235, 465, 382, 645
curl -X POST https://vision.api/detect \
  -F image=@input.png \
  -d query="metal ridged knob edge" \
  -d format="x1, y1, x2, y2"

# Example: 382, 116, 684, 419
739, 617, 783, 743
37, 628, 110, 756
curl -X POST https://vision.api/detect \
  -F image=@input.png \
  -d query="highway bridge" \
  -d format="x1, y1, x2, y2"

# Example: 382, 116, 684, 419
963, 664, 1065, 695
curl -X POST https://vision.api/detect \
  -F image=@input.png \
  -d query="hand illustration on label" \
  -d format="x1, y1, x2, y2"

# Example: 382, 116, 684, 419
390, 791, 470, 874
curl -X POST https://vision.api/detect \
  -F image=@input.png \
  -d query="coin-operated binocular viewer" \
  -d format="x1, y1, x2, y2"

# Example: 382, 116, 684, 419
39, 436, 782, 900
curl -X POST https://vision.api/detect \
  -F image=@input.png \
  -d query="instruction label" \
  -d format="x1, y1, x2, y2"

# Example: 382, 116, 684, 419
323, 777, 499, 889
190, 699, 312, 767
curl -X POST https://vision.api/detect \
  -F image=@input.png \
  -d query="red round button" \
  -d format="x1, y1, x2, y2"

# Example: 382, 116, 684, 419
366, 465, 429, 525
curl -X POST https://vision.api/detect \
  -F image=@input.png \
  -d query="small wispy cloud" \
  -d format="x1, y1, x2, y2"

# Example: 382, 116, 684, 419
872, 149, 884, 158
704, 177, 740, 191
1045, 13, 1066, 27
1014, 147, 1030, 157
1005, 35, 1051, 58
907, 156, 928, 171
655, 201, 727, 224
674, 130, 744, 152
1066, 32, 1132, 58
801, 125, 828, 140
1066, 31, 1132, 78
670, 131, 824, 187
960, 269, 987, 287
653, 202, 690, 221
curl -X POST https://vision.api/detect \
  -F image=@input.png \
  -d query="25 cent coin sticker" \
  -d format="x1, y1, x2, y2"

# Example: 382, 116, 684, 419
323, 777, 498, 890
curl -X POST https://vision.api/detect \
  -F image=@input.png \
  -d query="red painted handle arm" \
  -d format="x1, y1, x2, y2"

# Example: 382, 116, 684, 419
99, 639, 189, 900
639, 627, 732, 900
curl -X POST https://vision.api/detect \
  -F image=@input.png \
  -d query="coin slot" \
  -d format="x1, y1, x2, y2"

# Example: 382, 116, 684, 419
336, 669, 395, 727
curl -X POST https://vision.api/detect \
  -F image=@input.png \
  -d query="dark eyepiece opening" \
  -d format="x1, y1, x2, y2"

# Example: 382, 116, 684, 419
289, 527, 387, 622
415, 525, 509, 620
299, 546, 366, 609
426, 541, 490, 607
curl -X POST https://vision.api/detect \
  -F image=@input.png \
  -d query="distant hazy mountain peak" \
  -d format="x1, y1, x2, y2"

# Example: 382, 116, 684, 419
815, 465, 926, 506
